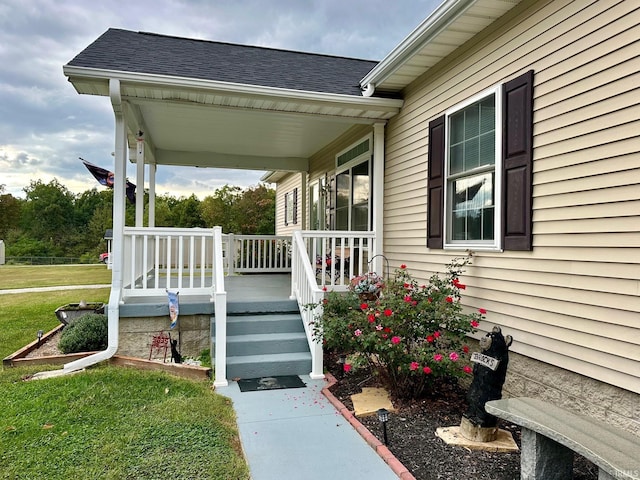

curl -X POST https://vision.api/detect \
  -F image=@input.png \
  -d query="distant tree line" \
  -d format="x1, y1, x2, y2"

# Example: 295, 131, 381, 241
0, 181, 275, 263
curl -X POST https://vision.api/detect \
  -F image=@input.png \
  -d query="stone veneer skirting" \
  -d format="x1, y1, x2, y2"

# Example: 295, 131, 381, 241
502, 350, 639, 438
118, 315, 210, 360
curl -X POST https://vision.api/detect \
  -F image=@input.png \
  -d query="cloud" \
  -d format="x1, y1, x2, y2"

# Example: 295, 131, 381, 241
0, 0, 439, 199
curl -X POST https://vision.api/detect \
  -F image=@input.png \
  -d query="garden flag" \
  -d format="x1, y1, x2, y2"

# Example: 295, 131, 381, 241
167, 290, 179, 329
80, 158, 136, 204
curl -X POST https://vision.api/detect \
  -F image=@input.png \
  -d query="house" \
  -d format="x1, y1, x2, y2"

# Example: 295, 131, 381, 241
63, 0, 638, 436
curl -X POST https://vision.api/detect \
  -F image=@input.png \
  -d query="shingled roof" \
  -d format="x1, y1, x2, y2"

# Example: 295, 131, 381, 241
66, 28, 379, 96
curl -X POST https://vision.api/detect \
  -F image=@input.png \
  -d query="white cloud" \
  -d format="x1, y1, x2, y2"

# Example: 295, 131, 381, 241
0, 0, 440, 199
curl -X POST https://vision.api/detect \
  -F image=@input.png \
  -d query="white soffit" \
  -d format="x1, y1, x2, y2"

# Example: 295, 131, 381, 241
361, 0, 524, 93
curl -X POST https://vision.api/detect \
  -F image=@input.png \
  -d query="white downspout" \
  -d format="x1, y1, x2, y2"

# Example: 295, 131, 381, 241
61, 78, 125, 373
372, 122, 385, 274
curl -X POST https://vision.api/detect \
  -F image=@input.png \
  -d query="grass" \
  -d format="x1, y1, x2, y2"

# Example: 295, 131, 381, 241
0, 265, 250, 479
0, 366, 249, 480
0, 288, 110, 359
0, 264, 112, 290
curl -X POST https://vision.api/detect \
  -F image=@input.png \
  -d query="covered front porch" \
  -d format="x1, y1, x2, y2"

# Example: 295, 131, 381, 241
62, 30, 402, 386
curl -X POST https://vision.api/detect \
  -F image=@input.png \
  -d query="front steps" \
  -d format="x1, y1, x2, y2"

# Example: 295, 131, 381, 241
212, 311, 312, 380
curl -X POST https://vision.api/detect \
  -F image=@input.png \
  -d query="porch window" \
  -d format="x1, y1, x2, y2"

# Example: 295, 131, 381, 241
427, 70, 534, 251
334, 136, 372, 231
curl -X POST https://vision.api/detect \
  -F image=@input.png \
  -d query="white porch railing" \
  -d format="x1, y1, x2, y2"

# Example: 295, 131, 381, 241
225, 234, 291, 274
291, 231, 325, 379
300, 230, 377, 291
212, 227, 228, 387
122, 227, 219, 298
291, 230, 376, 379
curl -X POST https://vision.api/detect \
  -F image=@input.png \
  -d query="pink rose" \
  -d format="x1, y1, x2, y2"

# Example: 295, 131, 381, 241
391, 336, 401, 345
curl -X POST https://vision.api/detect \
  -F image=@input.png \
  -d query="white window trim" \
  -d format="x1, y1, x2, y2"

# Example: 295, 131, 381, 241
335, 134, 373, 173
443, 85, 503, 251
334, 135, 373, 231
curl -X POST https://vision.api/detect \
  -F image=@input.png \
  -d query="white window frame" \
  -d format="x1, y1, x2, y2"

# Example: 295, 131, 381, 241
335, 134, 373, 231
443, 85, 503, 251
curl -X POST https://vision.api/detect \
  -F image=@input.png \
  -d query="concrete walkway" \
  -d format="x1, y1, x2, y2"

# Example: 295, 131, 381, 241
217, 375, 402, 480
0, 284, 111, 295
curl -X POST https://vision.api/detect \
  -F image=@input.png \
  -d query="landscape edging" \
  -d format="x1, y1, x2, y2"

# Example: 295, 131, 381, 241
321, 373, 417, 480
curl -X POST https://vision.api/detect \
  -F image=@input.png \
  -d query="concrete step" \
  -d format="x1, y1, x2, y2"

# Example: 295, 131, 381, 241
227, 299, 298, 315
226, 352, 312, 380
224, 332, 309, 356
214, 313, 305, 336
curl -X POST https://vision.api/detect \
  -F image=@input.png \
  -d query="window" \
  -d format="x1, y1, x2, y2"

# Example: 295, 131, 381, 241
333, 136, 372, 231
447, 91, 500, 247
284, 188, 297, 226
427, 70, 534, 251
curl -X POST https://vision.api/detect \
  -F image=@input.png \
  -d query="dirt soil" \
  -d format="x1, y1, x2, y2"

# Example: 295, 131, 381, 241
326, 357, 599, 480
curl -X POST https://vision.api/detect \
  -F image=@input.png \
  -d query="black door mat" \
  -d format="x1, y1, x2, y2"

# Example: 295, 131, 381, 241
237, 375, 306, 392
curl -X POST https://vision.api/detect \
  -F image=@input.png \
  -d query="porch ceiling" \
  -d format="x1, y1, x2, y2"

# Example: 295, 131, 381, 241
65, 68, 403, 173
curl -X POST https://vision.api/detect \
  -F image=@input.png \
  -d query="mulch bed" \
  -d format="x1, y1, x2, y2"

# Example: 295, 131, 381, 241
325, 356, 599, 480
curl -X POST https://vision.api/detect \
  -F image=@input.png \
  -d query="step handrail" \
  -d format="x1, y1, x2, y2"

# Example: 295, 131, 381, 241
291, 230, 325, 379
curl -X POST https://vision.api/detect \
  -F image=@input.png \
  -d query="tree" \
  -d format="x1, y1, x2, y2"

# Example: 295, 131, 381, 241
0, 185, 22, 240
173, 194, 205, 228
235, 184, 275, 234
200, 185, 242, 233
20, 179, 76, 255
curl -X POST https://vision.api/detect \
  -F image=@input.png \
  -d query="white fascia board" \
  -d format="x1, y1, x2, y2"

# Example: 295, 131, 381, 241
63, 65, 404, 113
359, 0, 473, 89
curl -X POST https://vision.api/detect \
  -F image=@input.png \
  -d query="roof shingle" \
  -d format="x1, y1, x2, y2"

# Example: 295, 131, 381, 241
66, 28, 379, 96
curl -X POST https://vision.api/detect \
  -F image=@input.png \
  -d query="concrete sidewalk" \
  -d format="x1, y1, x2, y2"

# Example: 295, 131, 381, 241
217, 375, 404, 480
0, 284, 111, 295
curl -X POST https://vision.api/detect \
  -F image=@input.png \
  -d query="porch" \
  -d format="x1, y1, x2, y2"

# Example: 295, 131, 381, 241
85, 228, 379, 387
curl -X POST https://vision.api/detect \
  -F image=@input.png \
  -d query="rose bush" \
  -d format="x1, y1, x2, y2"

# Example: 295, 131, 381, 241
314, 257, 485, 399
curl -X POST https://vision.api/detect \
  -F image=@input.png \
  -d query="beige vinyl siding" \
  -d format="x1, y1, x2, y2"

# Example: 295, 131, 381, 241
383, 0, 640, 393
275, 173, 300, 236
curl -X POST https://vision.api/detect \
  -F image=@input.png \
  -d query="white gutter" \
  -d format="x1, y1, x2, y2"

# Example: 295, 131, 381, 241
360, 0, 473, 90
63, 65, 404, 114
62, 78, 125, 373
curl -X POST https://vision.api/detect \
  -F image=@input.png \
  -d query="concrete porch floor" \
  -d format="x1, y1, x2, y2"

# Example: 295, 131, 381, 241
119, 273, 294, 316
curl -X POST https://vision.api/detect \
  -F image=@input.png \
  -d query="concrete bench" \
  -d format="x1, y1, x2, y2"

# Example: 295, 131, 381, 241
485, 397, 639, 480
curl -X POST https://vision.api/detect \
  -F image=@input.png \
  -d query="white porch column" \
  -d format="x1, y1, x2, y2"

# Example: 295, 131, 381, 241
135, 133, 145, 227
148, 163, 156, 227
372, 122, 386, 274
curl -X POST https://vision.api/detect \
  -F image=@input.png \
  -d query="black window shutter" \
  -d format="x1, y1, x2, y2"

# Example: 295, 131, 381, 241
293, 188, 298, 225
502, 70, 534, 251
284, 192, 289, 226
427, 115, 446, 249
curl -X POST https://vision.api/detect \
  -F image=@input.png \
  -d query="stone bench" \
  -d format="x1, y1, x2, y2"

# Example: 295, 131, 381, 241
485, 397, 639, 480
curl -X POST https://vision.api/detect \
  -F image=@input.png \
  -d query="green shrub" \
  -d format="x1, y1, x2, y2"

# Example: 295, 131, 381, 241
314, 257, 486, 399
58, 313, 108, 353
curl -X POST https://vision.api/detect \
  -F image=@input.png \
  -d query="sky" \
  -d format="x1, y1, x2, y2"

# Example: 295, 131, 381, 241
0, 0, 440, 200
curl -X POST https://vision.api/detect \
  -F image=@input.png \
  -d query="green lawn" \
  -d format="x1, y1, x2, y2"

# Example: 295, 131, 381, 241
0, 266, 249, 479
0, 366, 249, 480
0, 264, 112, 290
0, 288, 111, 359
